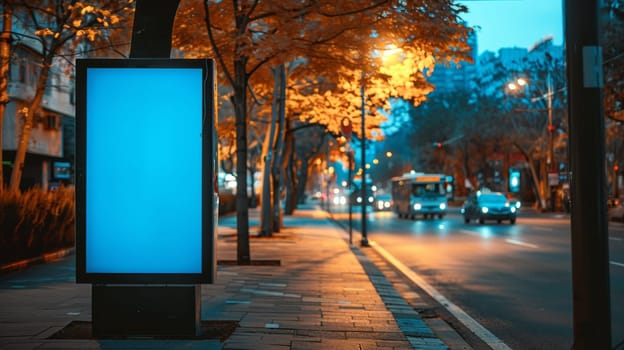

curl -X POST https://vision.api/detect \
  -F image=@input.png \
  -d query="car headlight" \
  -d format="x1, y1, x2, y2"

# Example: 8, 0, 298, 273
511, 206, 516, 213
384, 201, 391, 208
413, 203, 422, 210
340, 196, 346, 205
332, 197, 340, 205
377, 201, 384, 210
439, 203, 447, 210
515, 201, 521, 209
356, 197, 362, 203
368, 196, 374, 203
460, 208, 465, 214
481, 207, 489, 214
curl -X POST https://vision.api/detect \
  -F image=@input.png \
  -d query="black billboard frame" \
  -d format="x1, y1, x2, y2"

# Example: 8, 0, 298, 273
75, 58, 217, 285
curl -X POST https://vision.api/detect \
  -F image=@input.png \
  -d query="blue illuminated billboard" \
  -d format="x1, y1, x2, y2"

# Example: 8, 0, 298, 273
75, 59, 216, 284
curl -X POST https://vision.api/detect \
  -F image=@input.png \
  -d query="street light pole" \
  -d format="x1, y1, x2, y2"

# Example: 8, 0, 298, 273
547, 71, 555, 212
348, 150, 353, 245
360, 73, 368, 246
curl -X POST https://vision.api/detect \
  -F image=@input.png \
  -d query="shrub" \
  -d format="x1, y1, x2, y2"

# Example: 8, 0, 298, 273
0, 187, 240, 265
0, 187, 75, 264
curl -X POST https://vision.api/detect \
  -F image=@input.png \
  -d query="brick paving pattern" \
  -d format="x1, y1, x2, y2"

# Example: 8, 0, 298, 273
0, 205, 457, 350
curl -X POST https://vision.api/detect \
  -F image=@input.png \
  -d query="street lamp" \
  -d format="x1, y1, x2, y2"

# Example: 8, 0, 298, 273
359, 45, 402, 246
508, 76, 556, 211
507, 77, 527, 91
528, 72, 556, 211
360, 71, 369, 247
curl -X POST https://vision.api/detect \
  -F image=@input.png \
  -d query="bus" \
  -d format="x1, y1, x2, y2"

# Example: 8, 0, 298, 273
390, 172, 448, 219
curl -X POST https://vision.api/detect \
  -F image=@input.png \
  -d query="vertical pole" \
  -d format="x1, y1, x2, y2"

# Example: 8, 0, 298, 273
547, 71, 555, 212
360, 74, 368, 246
0, 3, 12, 191
565, 0, 612, 347
348, 151, 353, 245
326, 144, 330, 212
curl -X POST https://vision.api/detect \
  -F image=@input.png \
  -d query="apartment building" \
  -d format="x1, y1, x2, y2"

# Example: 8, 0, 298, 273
2, 35, 75, 190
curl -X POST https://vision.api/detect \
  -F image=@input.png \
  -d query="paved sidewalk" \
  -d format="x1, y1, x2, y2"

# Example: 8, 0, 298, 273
0, 204, 451, 350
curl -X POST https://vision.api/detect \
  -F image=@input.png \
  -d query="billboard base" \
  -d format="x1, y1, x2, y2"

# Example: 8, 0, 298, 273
92, 284, 200, 337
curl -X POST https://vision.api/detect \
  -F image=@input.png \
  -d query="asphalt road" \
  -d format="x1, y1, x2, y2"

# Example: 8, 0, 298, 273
331, 206, 624, 349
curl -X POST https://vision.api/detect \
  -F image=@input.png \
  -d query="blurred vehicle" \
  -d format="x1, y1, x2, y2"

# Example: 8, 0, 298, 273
391, 172, 448, 219
504, 193, 522, 209
461, 190, 517, 224
355, 194, 375, 205
351, 178, 375, 206
374, 193, 392, 211
331, 188, 348, 206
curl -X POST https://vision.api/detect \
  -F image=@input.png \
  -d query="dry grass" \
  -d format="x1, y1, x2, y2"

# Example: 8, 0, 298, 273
0, 186, 75, 264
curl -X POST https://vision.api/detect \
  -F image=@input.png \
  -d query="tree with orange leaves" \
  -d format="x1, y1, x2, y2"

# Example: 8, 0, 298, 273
173, 0, 472, 263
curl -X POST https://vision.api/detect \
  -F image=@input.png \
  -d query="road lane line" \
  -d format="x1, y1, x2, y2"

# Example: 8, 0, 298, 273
460, 229, 480, 236
505, 239, 539, 249
611, 261, 624, 268
370, 241, 512, 350
609, 237, 623, 241
530, 226, 553, 232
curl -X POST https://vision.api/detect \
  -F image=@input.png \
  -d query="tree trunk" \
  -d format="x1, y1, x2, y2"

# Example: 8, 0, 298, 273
0, 3, 12, 191
260, 70, 279, 236
9, 55, 51, 192
272, 65, 286, 232
283, 127, 297, 214
248, 165, 257, 208
129, 0, 180, 58
295, 158, 309, 205
514, 142, 545, 209
233, 58, 250, 263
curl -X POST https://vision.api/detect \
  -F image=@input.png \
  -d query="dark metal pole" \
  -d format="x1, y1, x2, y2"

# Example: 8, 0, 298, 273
326, 143, 331, 212
547, 72, 556, 212
348, 151, 353, 245
565, 0, 612, 347
360, 75, 368, 246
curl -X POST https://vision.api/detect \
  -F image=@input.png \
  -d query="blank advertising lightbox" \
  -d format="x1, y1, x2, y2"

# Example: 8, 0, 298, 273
75, 59, 217, 284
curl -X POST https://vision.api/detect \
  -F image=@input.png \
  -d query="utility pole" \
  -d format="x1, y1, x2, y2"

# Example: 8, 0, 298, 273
565, 0, 612, 348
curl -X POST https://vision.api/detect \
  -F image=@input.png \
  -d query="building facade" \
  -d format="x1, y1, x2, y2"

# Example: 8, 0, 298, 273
2, 33, 75, 190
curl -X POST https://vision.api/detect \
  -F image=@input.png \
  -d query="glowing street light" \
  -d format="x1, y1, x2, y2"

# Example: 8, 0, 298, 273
359, 45, 403, 247
507, 77, 527, 91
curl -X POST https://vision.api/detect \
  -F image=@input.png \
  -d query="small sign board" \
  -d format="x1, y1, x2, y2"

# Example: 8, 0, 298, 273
75, 59, 217, 284
548, 172, 560, 186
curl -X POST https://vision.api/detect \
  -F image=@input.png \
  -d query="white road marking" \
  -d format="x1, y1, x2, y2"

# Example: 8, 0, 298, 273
506, 239, 539, 249
460, 229, 480, 236
370, 241, 512, 350
611, 261, 624, 268
609, 237, 623, 241
530, 226, 553, 232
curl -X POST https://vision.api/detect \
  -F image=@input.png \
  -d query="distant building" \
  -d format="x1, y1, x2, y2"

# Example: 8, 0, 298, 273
426, 24, 478, 95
